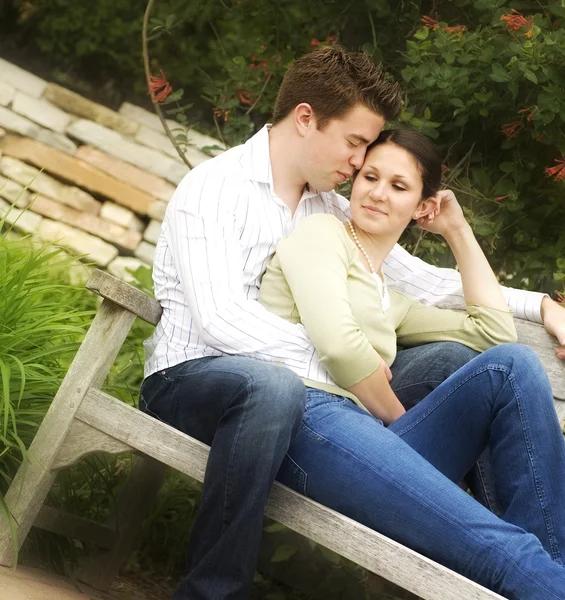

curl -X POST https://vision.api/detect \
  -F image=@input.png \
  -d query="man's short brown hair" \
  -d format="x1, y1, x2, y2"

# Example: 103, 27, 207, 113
272, 45, 402, 129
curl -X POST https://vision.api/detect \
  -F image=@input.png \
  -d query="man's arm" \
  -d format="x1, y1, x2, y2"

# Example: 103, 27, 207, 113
383, 242, 546, 322
165, 199, 314, 371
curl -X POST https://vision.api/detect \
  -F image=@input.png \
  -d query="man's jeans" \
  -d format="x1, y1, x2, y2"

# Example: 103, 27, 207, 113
277, 344, 565, 599
140, 341, 481, 600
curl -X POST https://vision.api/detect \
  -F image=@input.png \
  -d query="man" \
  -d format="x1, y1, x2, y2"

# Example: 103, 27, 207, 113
140, 45, 565, 600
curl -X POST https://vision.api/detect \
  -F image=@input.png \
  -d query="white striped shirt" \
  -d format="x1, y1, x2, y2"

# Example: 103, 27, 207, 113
144, 125, 545, 378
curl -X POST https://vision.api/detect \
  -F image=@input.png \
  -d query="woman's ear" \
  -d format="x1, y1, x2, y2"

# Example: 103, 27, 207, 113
294, 103, 315, 137
413, 194, 440, 221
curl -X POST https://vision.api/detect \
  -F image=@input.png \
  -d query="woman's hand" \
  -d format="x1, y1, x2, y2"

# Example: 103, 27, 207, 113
416, 190, 468, 238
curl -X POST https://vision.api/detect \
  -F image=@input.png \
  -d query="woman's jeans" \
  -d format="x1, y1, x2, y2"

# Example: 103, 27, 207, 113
278, 344, 565, 599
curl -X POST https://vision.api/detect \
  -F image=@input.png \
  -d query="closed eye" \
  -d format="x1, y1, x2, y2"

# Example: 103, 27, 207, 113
348, 140, 359, 147
393, 184, 407, 191
364, 174, 377, 182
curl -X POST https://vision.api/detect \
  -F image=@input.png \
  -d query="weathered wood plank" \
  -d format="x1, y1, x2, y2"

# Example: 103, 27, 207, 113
77, 388, 502, 600
0, 301, 136, 566
515, 319, 565, 401
86, 269, 162, 326
78, 455, 168, 591
34, 506, 117, 550
53, 420, 134, 470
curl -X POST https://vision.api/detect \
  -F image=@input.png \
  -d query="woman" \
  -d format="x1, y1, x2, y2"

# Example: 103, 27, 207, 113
259, 129, 565, 598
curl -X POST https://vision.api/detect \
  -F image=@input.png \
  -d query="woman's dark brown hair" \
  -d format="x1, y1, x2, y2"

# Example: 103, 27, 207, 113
370, 129, 442, 199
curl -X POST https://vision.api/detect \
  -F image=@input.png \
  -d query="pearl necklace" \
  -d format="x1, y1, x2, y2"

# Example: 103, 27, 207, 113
347, 220, 390, 312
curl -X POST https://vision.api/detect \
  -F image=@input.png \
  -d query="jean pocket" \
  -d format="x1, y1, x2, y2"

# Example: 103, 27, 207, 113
139, 371, 176, 419
277, 453, 308, 497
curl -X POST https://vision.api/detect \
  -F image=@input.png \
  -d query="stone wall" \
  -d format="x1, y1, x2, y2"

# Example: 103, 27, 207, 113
0, 57, 224, 282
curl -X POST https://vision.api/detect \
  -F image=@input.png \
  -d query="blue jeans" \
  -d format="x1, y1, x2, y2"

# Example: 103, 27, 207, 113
139, 342, 484, 599
277, 344, 565, 599
139, 356, 307, 600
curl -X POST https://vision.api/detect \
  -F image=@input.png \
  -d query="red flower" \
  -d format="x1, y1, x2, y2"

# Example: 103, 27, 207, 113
213, 107, 230, 122
444, 25, 466, 36
501, 120, 522, 139
421, 15, 440, 30
545, 157, 565, 182
501, 9, 534, 36
326, 34, 337, 45
149, 69, 172, 103
237, 90, 253, 106
310, 38, 320, 46
518, 106, 537, 122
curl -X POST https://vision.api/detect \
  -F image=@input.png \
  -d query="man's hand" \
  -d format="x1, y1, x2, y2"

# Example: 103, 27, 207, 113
541, 297, 565, 360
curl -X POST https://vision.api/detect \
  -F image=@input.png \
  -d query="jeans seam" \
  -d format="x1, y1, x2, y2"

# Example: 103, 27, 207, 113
222, 374, 253, 531
474, 456, 498, 514
507, 370, 562, 564
284, 453, 308, 496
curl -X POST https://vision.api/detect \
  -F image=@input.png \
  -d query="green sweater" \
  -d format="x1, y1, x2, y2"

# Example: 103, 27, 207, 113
259, 213, 517, 401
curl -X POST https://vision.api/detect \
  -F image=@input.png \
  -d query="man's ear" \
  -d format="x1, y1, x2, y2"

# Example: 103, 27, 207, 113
294, 103, 315, 137
413, 194, 440, 221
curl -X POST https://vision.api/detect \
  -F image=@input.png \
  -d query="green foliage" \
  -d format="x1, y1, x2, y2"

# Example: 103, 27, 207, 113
396, 1, 565, 293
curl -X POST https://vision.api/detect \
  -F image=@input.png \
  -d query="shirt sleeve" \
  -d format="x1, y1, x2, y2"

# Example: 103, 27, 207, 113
274, 214, 381, 388
396, 297, 518, 352
383, 243, 547, 323
164, 184, 315, 370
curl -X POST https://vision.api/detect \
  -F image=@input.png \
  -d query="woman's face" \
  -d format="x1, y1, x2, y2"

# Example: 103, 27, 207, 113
350, 142, 426, 238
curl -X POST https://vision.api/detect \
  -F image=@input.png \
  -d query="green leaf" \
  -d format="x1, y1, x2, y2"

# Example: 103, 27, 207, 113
414, 27, 429, 41
263, 522, 287, 533
490, 64, 510, 83
524, 70, 538, 84
499, 162, 515, 173
271, 544, 298, 563
161, 89, 184, 104
318, 545, 342, 564
424, 106, 432, 120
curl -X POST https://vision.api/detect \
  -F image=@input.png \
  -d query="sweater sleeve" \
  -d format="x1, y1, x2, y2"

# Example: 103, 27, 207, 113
273, 214, 381, 388
395, 296, 518, 352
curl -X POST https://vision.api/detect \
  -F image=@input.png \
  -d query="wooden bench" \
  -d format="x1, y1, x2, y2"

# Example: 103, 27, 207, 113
0, 269, 564, 600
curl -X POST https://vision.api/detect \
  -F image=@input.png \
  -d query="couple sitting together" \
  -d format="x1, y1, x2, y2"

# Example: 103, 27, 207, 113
140, 45, 565, 599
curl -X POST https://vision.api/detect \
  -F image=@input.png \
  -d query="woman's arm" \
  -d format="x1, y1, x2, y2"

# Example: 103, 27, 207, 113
418, 190, 508, 312
348, 366, 405, 424
264, 214, 405, 422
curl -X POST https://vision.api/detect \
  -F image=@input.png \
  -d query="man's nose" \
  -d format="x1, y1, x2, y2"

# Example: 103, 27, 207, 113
349, 147, 366, 170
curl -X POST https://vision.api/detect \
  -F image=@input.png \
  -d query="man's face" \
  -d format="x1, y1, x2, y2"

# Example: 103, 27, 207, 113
302, 104, 385, 192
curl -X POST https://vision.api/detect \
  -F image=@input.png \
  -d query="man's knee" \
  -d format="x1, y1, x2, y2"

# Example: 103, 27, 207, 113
433, 341, 479, 374
243, 361, 307, 429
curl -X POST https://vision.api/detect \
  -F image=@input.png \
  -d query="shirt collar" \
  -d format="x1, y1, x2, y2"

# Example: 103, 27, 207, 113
241, 124, 322, 200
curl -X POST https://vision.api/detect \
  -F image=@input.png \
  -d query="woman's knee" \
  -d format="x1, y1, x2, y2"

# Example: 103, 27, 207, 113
482, 343, 543, 373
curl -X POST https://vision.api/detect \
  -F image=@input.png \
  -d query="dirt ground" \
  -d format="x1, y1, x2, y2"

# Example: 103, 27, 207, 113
0, 566, 177, 600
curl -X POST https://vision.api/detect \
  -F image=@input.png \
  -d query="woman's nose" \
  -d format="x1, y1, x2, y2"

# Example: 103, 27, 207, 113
370, 182, 388, 201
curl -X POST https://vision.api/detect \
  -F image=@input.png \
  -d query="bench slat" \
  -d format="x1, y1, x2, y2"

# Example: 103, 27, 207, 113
77, 387, 502, 600
86, 269, 162, 326
515, 320, 565, 401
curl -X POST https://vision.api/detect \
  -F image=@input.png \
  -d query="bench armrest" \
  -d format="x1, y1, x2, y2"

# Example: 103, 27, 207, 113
86, 269, 162, 326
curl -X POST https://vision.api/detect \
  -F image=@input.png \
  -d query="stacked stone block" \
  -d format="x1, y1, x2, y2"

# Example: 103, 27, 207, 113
0, 57, 223, 281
